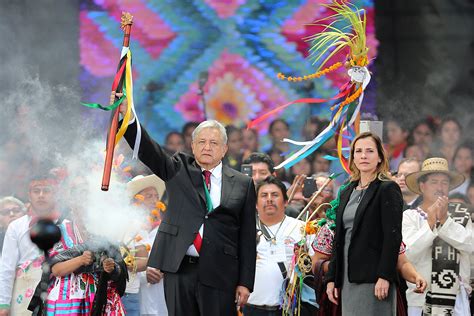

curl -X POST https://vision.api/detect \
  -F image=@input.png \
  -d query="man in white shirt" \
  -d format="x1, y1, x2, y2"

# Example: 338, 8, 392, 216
0, 173, 59, 316
402, 157, 472, 315
126, 174, 167, 315
244, 176, 313, 316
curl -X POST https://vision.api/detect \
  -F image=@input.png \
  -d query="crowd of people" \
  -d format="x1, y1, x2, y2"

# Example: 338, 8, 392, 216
0, 110, 473, 316
167, 115, 473, 206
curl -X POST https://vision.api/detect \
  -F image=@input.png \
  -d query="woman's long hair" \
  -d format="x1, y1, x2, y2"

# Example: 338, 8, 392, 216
348, 132, 391, 182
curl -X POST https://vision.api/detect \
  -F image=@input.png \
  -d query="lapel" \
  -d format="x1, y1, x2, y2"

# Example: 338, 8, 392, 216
219, 166, 235, 208
352, 178, 381, 236
190, 160, 206, 205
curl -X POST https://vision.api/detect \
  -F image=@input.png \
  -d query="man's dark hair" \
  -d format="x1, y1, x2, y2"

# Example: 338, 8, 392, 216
165, 131, 184, 143
243, 152, 274, 173
255, 176, 288, 201
417, 172, 450, 184
181, 121, 200, 135
448, 193, 470, 205
225, 125, 242, 137
397, 158, 421, 173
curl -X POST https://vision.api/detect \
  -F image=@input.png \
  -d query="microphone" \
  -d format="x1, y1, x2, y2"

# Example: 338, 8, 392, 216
198, 71, 209, 93
197, 71, 209, 119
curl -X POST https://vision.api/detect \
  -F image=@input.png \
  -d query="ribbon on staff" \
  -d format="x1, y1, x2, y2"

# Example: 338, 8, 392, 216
80, 12, 137, 191
252, 67, 370, 172
247, 81, 353, 130
81, 49, 141, 159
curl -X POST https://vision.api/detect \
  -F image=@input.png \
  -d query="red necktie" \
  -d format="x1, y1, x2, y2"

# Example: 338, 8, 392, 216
193, 170, 212, 253
203, 170, 211, 191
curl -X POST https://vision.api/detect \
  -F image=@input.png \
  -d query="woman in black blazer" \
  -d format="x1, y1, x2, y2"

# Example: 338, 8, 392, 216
325, 132, 403, 315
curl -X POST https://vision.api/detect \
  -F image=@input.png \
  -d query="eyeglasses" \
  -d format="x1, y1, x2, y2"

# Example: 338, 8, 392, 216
0, 207, 24, 216
394, 173, 410, 178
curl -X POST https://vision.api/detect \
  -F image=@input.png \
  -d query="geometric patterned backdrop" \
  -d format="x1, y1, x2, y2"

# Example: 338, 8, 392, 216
80, 0, 376, 144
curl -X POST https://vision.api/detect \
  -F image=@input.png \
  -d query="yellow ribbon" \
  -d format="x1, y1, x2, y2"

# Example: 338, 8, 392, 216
114, 50, 133, 146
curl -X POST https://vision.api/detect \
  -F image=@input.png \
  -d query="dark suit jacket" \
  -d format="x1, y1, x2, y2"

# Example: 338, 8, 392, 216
326, 178, 403, 287
124, 122, 257, 292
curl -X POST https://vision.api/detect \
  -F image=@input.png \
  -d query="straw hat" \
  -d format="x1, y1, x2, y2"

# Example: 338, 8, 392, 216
405, 157, 465, 195
127, 175, 166, 200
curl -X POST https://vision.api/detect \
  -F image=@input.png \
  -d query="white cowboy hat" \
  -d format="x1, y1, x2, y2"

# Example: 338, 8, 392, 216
126, 175, 166, 200
405, 157, 465, 195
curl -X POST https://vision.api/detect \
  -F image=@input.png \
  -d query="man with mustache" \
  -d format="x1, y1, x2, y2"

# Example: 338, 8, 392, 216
244, 176, 315, 315
402, 158, 473, 315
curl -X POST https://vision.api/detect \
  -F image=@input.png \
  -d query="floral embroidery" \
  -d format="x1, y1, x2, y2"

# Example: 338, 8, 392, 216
312, 222, 334, 255
25, 288, 33, 298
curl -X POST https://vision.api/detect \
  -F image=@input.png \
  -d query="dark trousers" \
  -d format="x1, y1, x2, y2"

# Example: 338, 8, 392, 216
164, 256, 237, 316
242, 302, 315, 316
241, 305, 281, 316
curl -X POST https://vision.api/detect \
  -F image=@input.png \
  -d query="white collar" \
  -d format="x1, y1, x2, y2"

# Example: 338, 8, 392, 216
201, 161, 223, 180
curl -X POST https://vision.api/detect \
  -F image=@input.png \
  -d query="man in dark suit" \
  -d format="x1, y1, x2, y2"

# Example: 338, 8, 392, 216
117, 96, 257, 316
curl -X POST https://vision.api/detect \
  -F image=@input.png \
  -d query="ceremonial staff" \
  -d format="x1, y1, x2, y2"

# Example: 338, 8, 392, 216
82, 12, 141, 191
102, 12, 133, 191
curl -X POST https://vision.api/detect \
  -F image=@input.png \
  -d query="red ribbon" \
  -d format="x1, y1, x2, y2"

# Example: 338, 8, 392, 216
247, 82, 354, 129
112, 60, 127, 92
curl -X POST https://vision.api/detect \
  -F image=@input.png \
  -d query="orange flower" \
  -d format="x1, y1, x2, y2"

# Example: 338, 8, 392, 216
134, 194, 145, 201
277, 62, 343, 82
134, 235, 143, 242
145, 244, 151, 252
305, 221, 319, 235
151, 209, 159, 216
156, 201, 166, 211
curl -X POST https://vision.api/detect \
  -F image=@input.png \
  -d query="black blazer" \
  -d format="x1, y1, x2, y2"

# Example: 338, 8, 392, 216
326, 178, 403, 287
124, 122, 257, 292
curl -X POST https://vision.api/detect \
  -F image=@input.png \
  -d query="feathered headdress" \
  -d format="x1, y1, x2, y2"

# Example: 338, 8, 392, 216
249, 1, 371, 173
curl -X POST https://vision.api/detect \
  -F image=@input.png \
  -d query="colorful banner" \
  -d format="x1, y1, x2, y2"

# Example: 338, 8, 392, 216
80, 0, 376, 143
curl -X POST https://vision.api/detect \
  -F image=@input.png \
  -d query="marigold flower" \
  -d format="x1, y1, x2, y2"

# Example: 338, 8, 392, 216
134, 194, 145, 201
156, 201, 166, 211
305, 221, 319, 235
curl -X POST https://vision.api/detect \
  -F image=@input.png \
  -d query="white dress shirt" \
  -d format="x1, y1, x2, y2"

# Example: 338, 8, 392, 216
402, 207, 472, 308
185, 162, 222, 257
139, 227, 168, 315
0, 215, 42, 308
